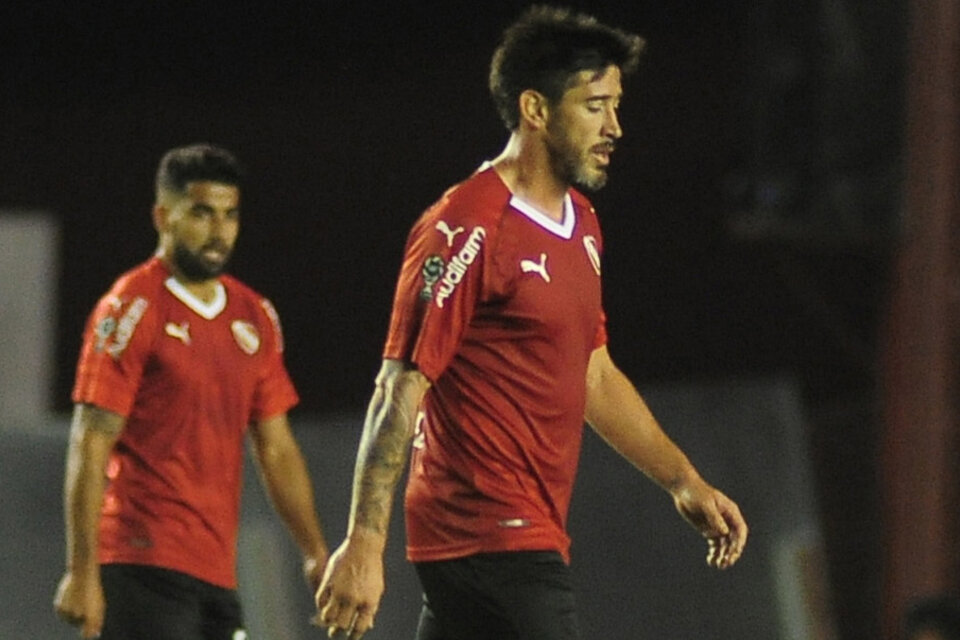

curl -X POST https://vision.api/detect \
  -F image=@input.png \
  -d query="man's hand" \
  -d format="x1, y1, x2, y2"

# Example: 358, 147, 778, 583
303, 552, 329, 594
672, 479, 748, 569
314, 533, 385, 640
54, 570, 105, 639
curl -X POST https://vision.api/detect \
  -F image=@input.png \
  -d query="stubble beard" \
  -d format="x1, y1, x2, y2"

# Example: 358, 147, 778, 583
545, 129, 609, 193
171, 242, 231, 281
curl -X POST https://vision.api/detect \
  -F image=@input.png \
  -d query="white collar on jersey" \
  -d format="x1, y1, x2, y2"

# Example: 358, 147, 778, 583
164, 277, 227, 320
477, 160, 576, 239
508, 193, 575, 240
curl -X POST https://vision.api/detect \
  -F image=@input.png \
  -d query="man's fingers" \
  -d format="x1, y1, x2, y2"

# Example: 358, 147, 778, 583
350, 607, 377, 640
81, 618, 101, 639
315, 584, 332, 610
322, 598, 363, 639
707, 534, 737, 569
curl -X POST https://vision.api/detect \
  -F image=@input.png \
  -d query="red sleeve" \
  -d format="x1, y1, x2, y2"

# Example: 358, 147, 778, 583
250, 297, 299, 420
71, 288, 156, 417
383, 201, 494, 382
583, 201, 607, 350
594, 309, 608, 349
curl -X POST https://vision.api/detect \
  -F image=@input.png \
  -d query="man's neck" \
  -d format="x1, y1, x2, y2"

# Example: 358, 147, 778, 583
490, 133, 569, 222
156, 252, 221, 304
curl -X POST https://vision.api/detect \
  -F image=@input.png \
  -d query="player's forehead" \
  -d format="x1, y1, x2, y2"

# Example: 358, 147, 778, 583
562, 65, 623, 100
180, 181, 240, 209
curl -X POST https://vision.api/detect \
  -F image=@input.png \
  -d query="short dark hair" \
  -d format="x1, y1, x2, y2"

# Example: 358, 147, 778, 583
489, 5, 645, 130
905, 596, 960, 640
155, 144, 244, 197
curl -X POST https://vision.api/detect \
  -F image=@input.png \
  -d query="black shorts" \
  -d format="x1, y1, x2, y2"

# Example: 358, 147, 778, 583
414, 551, 581, 640
100, 564, 246, 640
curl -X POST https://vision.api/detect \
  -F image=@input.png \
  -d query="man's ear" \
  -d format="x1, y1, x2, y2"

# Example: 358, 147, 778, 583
151, 204, 167, 234
518, 89, 550, 131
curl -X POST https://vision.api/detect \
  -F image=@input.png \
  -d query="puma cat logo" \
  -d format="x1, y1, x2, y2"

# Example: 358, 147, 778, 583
435, 220, 465, 247
520, 253, 551, 283
164, 321, 191, 345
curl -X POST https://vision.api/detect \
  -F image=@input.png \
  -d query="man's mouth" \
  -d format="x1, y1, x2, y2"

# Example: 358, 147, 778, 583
201, 244, 229, 262
591, 143, 615, 165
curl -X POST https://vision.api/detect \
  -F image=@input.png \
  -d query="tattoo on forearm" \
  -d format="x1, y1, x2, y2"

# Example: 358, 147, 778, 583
352, 381, 418, 535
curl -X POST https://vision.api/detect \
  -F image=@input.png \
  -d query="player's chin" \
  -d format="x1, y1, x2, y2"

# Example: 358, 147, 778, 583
200, 257, 230, 277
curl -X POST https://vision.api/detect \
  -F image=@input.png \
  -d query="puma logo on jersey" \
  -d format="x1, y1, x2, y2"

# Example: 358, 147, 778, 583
520, 253, 551, 283
435, 220, 465, 247
164, 321, 191, 345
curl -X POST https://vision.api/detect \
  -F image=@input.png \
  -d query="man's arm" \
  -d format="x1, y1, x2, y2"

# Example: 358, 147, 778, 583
584, 345, 748, 569
248, 413, 330, 591
53, 403, 125, 639
316, 359, 431, 640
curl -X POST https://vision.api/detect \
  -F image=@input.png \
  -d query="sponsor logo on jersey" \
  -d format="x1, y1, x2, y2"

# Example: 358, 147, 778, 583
105, 296, 148, 359
435, 220, 465, 247
94, 316, 117, 352
164, 321, 191, 345
419, 255, 445, 301
520, 253, 551, 283
260, 299, 284, 353
435, 226, 486, 308
231, 320, 261, 355
583, 235, 601, 276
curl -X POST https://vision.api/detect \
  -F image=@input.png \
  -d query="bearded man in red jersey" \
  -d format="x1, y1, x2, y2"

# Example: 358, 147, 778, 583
318, 7, 748, 640
54, 144, 329, 640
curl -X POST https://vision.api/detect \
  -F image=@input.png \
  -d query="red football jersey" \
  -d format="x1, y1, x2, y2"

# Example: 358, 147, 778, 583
72, 257, 298, 588
384, 165, 607, 563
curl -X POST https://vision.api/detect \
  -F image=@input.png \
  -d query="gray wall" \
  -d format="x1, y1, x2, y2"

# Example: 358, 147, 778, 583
0, 377, 827, 639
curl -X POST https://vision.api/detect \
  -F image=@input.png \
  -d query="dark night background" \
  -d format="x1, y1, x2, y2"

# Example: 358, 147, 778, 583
1, 1, 906, 636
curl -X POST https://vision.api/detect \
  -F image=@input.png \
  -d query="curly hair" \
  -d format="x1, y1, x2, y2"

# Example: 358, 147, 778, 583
489, 6, 645, 131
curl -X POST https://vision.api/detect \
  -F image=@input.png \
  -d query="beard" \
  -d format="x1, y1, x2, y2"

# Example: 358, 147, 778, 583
545, 127, 610, 192
171, 241, 232, 281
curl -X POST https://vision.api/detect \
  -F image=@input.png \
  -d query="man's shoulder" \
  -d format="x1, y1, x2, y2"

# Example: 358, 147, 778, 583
103, 257, 166, 299
220, 275, 283, 323
422, 166, 510, 229
219, 273, 263, 301
568, 187, 597, 214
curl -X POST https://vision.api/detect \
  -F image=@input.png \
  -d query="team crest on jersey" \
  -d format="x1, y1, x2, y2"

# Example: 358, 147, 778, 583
231, 321, 261, 355
434, 226, 486, 308
583, 235, 601, 276
420, 255, 445, 301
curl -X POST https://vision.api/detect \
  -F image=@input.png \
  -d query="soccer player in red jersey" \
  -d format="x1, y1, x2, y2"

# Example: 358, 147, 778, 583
317, 7, 748, 640
54, 144, 329, 639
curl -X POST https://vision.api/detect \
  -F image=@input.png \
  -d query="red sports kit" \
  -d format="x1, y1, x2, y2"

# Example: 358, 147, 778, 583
384, 166, 607, 563
72, 257, 298, 588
